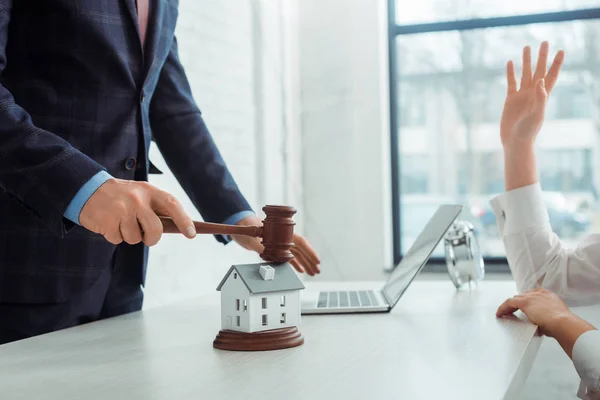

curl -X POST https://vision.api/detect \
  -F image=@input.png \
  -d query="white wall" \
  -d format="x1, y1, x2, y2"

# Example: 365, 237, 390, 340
297, 0, 394, 280
143, 0, 299, 309
143, 0, 394, 309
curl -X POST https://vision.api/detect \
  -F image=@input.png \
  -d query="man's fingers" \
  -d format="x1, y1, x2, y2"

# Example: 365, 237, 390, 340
520, 46, 532, 89
290, 258, 305, 274
293, 236, 321, 265
291, 247, 315, 276
532, 41, 549, 83
292, 245, 320, 275
137, 209, 163, 246
120, 216, 143, 245
240, 236, 264, 253
545, 50, 565, 94
103, 220, 125, 245
506, 60, 517, 94
152, 191, 196, 238
496, 297, 524, 317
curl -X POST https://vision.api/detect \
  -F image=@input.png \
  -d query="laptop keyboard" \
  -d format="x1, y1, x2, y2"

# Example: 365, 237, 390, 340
317, 290, 380, 308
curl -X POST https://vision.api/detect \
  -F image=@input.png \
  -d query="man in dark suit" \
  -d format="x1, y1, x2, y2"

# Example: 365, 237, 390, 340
0, 0, 320, 344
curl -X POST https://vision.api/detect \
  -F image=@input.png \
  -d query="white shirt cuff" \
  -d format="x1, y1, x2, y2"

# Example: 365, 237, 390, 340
573, 330, 600, 397
489, 183, 551, 236
579, 380, 600, 400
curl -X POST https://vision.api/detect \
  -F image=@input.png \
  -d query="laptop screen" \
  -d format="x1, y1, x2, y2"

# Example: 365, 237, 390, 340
382, 204, 463, 307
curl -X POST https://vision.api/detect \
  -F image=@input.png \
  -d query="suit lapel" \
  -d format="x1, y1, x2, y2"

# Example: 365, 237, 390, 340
142, 0, 161, 83
123, 0, 161, 84
123, 0, 142, 50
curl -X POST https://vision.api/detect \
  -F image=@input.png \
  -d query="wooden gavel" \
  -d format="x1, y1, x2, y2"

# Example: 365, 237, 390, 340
159, 205, 296, 264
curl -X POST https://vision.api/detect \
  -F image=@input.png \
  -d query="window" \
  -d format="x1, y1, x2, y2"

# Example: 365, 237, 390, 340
262, 297, 267, 309
550, 86, 593, 120
236, 299, 240, 311
234, 272, 238, 279
236, 316, 240, 327
243, 300, 247, 312
262, 315, 268, 326
280, 313, 286, 324
538, 150, 593, 193
280, 295, 286, 307
389, 1, 600, 267
400, 155, 429, 194
394, 0, 600, 25
399, 83, 426, 127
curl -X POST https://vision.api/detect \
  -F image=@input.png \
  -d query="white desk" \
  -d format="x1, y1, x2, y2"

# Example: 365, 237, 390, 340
0, 280, 540, 400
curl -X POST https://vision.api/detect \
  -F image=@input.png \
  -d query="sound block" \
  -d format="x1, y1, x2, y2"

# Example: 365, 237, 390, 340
213, 326, 304, 351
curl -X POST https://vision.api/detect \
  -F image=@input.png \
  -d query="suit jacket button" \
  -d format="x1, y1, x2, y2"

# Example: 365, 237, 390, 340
125, 157, 137, 170
140, 91, 146, 103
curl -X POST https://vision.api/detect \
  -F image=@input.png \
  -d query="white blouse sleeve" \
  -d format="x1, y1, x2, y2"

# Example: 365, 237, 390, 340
490, 183, 600, 307
490, 183, 600, 398
574, 330, 600, 399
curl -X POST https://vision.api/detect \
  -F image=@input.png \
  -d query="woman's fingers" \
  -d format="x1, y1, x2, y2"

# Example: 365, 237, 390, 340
545, 49, 565, 95
506, 60, 517, 94
532, 41, 549, 84
496, 297, 523, 317
520, 45, 532, 89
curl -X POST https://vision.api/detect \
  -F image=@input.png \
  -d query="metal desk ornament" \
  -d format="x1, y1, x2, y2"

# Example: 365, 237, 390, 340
444, 220, 485, 289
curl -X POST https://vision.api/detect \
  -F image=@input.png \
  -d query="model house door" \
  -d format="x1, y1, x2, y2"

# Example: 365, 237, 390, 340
222, 316, 232, 330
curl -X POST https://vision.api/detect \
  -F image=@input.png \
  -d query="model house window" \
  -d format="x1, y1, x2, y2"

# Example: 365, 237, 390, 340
243, 300, 247, 312
234, 272, 238, 279
280, 313, 286, 324
236, 316, 240, 327
280, 295, 286, 307
262, 297, 267, 309
262, 314, 268, 326
236, 299, 240, 311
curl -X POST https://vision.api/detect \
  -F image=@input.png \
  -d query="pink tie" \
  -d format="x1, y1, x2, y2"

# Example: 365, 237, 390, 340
136, 0, 149, 51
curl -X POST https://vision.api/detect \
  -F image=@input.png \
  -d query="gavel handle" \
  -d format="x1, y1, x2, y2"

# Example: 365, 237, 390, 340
159, 216, 263, 238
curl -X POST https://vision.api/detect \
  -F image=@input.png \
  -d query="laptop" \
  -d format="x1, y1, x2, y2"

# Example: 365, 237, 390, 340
301, 204, 463, 314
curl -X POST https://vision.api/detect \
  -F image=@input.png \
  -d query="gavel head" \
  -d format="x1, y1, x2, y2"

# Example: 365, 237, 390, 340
259, 205, 296, 264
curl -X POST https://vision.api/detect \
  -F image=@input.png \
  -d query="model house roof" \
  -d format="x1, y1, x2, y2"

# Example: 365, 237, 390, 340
216, 262, 305, 294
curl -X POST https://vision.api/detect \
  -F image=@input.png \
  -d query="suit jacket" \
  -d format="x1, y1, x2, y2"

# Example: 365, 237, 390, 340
0, 0, 252, 303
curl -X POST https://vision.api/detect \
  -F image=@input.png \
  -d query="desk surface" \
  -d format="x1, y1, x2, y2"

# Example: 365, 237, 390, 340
0, 280, 540, 400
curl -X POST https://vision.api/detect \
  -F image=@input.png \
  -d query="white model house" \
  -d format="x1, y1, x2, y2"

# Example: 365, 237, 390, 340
216, 262, 305, 333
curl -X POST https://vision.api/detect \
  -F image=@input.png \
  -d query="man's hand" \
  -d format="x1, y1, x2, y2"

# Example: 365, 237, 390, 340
496, 288, 596, 358
500, 41, 564, 191
80, 178, 196, 246
231, 215, 321, 276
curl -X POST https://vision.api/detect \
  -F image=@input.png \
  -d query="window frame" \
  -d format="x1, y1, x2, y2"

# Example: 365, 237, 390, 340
387, 1, 600, 270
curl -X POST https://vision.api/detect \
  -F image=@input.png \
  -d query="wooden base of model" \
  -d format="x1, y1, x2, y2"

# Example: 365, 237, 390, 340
213, 326, 304, 351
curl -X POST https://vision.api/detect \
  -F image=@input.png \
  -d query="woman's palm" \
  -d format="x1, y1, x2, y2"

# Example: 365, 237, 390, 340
500, 84, 545, 145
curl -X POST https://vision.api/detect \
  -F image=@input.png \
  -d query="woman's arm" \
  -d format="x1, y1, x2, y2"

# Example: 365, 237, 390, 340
497, 289, 600, 396
497, 41, 600, 399
491, 183, 600, 306
495, 41, 600, 306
